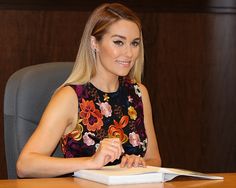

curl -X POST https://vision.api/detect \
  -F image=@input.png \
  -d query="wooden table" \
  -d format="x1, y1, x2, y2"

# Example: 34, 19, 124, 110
0, 173, 235, 188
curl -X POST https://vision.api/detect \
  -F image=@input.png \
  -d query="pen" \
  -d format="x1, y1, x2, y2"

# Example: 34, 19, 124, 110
88, 134, 125, 156
88, 134, 101, 143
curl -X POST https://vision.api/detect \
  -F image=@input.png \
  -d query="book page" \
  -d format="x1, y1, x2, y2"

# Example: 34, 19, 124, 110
79, 165, 161, 176
75, 165, 164, 185
74, 165, 223, 185
158, 167, 223, 180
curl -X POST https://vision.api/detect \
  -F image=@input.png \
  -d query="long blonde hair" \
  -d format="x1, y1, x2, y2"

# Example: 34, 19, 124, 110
63, 3, 144, 86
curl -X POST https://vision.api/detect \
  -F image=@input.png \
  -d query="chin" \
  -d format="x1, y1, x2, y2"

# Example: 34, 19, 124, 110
117, 71, 130, 77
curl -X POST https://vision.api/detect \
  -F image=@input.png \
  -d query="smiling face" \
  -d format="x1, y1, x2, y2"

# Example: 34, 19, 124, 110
92, 19, 141, 80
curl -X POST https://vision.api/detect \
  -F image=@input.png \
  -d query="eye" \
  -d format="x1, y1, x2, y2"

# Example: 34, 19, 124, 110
131, 41, 140, 47
113, 40, 124, 46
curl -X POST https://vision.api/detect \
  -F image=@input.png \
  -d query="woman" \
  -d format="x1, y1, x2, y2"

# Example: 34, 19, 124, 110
16, 3, 161, 178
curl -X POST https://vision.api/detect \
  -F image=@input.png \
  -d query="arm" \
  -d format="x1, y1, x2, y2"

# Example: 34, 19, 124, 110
16, 86, 123, 178
139, 83, 162, 166
16, 86, 91, 177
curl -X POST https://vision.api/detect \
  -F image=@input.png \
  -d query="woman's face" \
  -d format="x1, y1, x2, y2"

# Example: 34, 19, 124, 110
93, 19, 141, 79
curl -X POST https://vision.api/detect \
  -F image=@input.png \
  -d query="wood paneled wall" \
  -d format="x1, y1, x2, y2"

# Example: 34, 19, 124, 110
1, 0, 236, 179
142, 12, 236, 172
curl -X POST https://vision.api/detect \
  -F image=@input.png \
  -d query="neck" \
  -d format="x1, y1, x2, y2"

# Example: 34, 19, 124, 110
90, 75, 119, 93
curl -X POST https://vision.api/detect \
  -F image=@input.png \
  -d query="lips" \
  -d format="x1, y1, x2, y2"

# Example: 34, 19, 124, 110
116, 60, 131, 66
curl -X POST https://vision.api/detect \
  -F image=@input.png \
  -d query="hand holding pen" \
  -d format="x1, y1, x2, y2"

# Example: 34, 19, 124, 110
88, 134, 125, 168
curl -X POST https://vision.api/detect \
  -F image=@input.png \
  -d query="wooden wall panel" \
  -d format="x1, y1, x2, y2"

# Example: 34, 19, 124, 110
142, 12, 236, 172
0, 10, 90, 179
1, 0, 236, 179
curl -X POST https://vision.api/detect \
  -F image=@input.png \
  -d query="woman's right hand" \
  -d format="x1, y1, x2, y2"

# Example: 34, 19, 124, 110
90, 138, 124, 168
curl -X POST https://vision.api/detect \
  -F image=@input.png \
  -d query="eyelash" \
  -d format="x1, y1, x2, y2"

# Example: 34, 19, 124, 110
113, 40, 123, 46
113, 40, 140, 47
131, 41, 140, 47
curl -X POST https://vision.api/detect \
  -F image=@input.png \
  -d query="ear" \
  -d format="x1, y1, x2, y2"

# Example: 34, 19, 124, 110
90, 36, 98, 52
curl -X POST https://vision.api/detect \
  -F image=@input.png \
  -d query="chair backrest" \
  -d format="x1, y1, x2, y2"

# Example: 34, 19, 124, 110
4, 62, 74, 179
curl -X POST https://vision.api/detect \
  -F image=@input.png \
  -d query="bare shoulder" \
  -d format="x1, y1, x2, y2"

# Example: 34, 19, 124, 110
45, 85, 78, 119
39, 85, 78, 131
51, 85, 78, 105
53, 85, 77, 98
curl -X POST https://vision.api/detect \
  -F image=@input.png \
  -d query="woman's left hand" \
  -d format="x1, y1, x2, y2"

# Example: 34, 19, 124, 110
120, 154, 146, 168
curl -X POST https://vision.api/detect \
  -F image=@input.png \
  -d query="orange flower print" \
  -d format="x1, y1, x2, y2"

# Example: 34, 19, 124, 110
79, 99, 103, 131
108, 115, 129, 143
61, 136, 67, 154
69, 119, 83, 141
61, 119, 83, 154
128, 106, 137, 120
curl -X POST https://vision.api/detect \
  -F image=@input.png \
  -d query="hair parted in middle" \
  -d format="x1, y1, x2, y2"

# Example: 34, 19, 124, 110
64, 3, 144, 86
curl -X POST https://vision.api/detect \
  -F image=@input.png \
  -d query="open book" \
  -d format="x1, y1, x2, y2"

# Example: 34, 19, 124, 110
74, 165, 223, 185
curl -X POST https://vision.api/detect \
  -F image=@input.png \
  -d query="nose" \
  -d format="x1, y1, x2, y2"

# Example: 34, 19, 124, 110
124, 45, 133, 58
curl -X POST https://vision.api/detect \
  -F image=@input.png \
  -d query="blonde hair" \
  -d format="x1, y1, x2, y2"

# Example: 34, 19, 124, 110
63, 3, 144, 86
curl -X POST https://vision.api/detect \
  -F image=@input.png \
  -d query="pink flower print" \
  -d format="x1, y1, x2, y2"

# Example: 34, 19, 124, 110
128, 96, 133, 103
97, 102, 112, 118
83, 132, 95, 146
129, 132, 141, 147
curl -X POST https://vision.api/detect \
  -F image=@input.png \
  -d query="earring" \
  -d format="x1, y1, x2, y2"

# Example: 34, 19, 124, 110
92, 48, 97, 61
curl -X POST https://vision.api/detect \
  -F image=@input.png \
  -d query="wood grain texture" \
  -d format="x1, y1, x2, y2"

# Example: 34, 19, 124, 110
142, 12, 236, 172
0, 0, 236, 13
0, 10, 90, 179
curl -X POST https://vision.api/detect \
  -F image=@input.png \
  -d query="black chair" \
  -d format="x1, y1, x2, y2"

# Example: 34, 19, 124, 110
4, 62, 74, 178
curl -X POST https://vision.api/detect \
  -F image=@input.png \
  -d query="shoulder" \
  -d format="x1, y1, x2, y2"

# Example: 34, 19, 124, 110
53, 85, 77, 100
38, 85, 79, 132
50, 85, 78, 109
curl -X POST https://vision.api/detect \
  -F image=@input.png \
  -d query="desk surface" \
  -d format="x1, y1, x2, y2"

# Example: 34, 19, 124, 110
0, 173, 235, 188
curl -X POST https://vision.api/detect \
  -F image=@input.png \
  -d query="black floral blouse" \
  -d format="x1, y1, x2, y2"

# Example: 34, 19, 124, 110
61, 77, 147, 165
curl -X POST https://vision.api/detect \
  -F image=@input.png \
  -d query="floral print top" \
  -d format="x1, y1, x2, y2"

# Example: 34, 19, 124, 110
61, 77, 147, 165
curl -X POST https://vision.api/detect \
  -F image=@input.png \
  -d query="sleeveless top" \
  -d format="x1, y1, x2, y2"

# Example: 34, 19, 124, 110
61, 77, 147, 165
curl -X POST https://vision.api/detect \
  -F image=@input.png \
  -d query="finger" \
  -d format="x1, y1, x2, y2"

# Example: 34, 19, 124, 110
127, 155, 135, 168
134, 155, 146, 167
110, 138, 123, 157
105, 138, 123, 159
101, 140, 121, 162
98, 140, 117, 162
139, 157, 146, 167
104, 155, 111, 165
91, 149, 113, 167
110, 140, 121, 161
120, 155, 128, 168
133, 155, 140, 167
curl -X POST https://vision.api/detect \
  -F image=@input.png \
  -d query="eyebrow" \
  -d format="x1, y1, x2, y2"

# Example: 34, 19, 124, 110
111, 34, 140, 41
